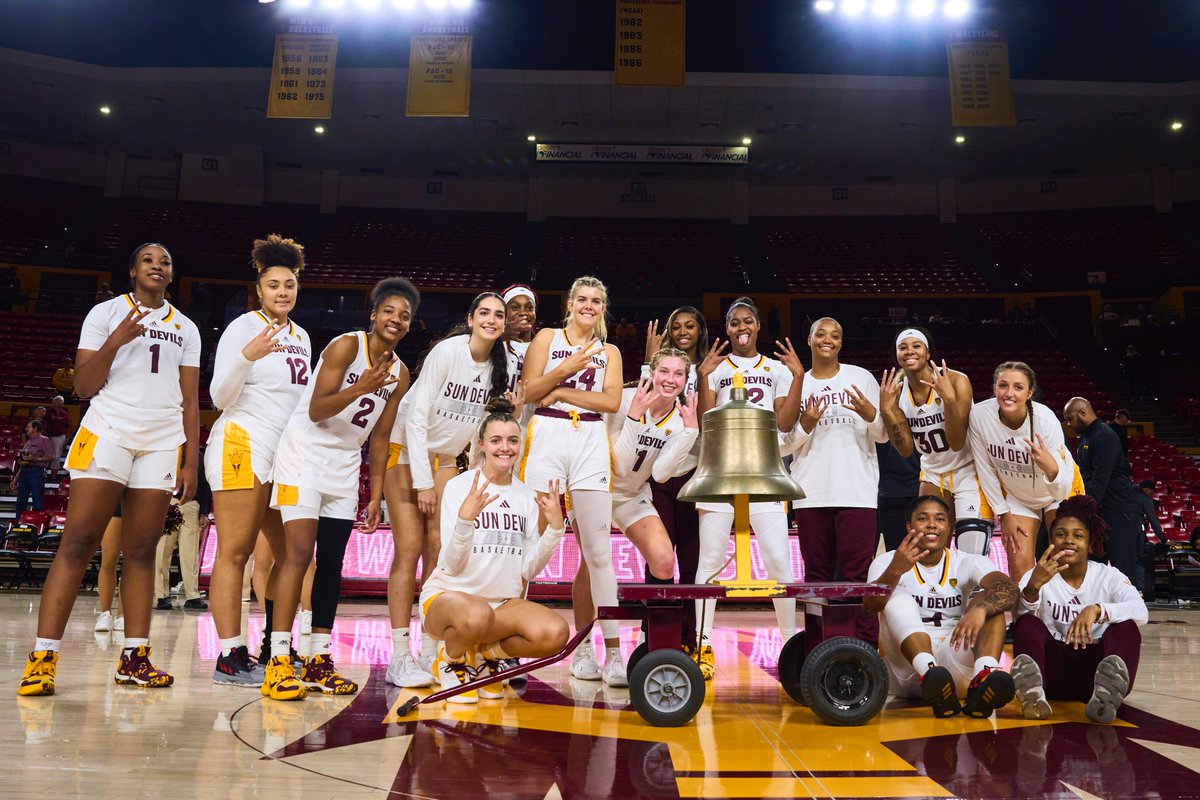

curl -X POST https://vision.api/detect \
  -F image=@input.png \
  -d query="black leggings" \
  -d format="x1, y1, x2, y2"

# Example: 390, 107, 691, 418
311, 517, 354, 630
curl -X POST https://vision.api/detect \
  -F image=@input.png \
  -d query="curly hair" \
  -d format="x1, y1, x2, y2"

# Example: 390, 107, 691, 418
250, 233, 305, 276
1051, 495, 1110, 560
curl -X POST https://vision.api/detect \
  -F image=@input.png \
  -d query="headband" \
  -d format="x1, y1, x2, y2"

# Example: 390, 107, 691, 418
502, 285, 536, 307
895, 328, 929, 349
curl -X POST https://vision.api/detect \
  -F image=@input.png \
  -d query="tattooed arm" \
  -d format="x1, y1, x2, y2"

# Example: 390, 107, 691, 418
949, 571, 1018, 651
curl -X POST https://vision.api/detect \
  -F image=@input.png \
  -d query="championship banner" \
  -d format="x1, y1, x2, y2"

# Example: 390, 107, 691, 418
615, 0, 685, 87
946, 30, 1016, 127
406, 26, 472, 118
536, 143, 747, 164
267, 31, 337, 119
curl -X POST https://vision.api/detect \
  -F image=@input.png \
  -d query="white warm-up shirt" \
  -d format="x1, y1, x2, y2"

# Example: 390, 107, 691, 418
968, 399, 1077, 517
1018, 562, 1148, 641
606, 388, 699, 499
420, 469, 565, 604
783, 364, 887, 509
868, 547, 999, 630
77, 294, 201, 450
392, 336, 493, 490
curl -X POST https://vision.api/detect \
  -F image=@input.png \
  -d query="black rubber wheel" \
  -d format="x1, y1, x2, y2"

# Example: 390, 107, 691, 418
777, 631, 808, 705
627, 642, 650, 677
629, 649, 706, 727
799, 636, 888, 727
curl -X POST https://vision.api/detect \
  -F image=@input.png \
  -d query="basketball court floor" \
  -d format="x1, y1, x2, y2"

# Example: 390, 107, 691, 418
5, 595, 1200, 799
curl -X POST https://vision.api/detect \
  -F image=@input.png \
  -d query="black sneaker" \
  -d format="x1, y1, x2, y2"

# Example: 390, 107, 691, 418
502, 657, 527, 687
921, 665, 962, 718
962, 666, 1016, 718
183, 598, 209, 610
155, 598, 173, 610
213, 645, 266, 688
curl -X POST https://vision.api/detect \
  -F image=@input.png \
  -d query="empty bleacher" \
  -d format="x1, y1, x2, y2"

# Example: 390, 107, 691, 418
0, 311, 82, 402
0, 175, 99, 263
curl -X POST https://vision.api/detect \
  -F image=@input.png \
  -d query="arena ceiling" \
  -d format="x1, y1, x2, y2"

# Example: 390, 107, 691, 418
0, 1, 1197, 184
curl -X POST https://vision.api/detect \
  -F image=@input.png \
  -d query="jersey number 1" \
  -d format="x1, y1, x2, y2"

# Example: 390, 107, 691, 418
148, 343, 161, 373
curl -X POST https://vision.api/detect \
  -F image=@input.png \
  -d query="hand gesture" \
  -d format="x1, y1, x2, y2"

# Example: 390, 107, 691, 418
846, 384, 878, 423
879, 368, 903, 411
950, 606, 987, 651
535, 479, 564, 531
242, 321, 287, 362
538, 388, 562, 408
628, 377, 656, 420
920, 359, 958, 405
697, 338, 728, 379
679, 391, 699, 429
356, 352, 399, 396
1065, 604, 1101, 649
457, 471, 499, 523
644, 319, 664, 362
506, 381, 527, 410
800, 393, 829, 433
417, 487, 439, 518
560, 339, 601, 377
774, 337, 805, 380
360, 499, 383, 533
1027, 543, 1069, 593
1023, 433, 1059, 477
175, 462, 198, 504
110, 306, 150, 349
888, 527, 931, 575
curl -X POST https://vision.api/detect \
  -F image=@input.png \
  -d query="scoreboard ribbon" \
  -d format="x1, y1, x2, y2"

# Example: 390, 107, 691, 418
946, 30, 1016, 127
407, 28, 473, 118
615, 0, 685, 87
267, 33, 338, 119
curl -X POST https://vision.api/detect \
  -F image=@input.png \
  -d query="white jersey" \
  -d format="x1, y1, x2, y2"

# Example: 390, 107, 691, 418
897, 377, 972, 475
77, 294, 201, 451
505, 339, 529, 394
391, 336, 493, 490
273, 331, 402, 498
968, 398, 1078, 517
420, 469, 565, 604
868, 548, 998, 630
1018, 562, 1148, 642
606, 388, 698, 499
209, 310, 311, 447
543, 328, 608, 413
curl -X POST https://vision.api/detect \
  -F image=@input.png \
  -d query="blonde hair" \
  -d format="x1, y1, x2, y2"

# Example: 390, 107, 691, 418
564, 275, 610, 341
649, 346, 691, 372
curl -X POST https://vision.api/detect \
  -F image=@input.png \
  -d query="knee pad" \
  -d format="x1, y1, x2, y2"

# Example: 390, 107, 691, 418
955, 518, 994, 556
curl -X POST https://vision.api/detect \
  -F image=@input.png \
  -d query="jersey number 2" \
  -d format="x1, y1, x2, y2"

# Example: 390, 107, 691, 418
351, 397, 375, 428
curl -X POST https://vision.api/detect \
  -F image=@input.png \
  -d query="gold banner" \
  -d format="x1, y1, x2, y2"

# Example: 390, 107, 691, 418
406, 32, 473, 117
946, 30, 1015, 127
267, 33, 338, 119
615, 0, 685, 87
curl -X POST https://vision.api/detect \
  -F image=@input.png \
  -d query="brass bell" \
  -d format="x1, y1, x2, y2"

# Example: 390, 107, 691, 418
679, 372, 804, 503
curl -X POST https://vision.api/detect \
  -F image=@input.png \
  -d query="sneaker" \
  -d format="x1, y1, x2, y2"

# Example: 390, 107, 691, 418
570, 639, 602, 681
962, 666, 1016, 718
386, 651, 434, 688
417, 650, 436, 680
155, 598, 173, 611
300, 653, 359, 695
213, 645, 266, 688
114, 645, 174, 688
920, 665, 961, 718
692, 644, 715, 681
171, 581, 184, 596
94, 611, 114, 632
476, 657, 506, 700
183, 598, 209, 611
113, 616, 125, 632
17, 651, 58, 696
601, 650, 628, 688
1086, 655, 1130, 724
261, 655, 307, 701
502, 657, 526, 687
433, 647, 477, 704
299, 609, 313, 636
1011, 654, 1052, 720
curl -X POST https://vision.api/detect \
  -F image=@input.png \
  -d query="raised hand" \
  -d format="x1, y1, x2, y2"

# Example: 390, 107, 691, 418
242, 321, 287, 362
111, 306, 151, 349
888, 527, 931, 574
356, 352, 399, 396
535, 479, 565, 531
846, 384, 878, 423
457, 470, 499, 523
560, 338, 601, 377
679, 390, 699, 429
919, 359, 958, 405
697, 338, 728, 379
774, 337, 805, 379
879, 368, 903, 411
1024, 433, 1059, 477
800, 393, 829, 433
1027, 543, 1069, 593
627, 376, 656, 420
644, 320, 664, 362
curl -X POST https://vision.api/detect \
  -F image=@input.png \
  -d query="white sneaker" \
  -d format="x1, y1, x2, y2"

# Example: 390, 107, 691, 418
113, 616, 125, 632
601, 650, 629, 688
476, 657, 506, 700
570, 639, 602, 681
94, 611, 113, 632
386, 651, 434, 688
433, 647, 477, 704
299, 609, 313, 637
417, 651, 436, 680
1011, 653, 1052, 720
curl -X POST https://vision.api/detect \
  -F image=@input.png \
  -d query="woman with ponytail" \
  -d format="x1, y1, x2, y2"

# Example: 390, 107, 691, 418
969, 361, 1081, 582
1012, 495, 1147, 723
383, 292, 509, 688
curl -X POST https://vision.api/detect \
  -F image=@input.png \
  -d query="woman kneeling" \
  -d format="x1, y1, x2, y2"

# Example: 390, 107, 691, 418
419, 397, 569, 704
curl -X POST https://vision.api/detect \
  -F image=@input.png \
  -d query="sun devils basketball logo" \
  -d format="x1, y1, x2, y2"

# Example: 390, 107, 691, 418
229, 450, 244, 476
949, 578, 957, 588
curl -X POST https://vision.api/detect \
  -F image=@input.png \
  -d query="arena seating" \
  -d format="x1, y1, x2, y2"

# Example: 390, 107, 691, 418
0, 311, 82, 402
756, 216, 987, 293
305, 208, 521, 288
0, 175, 99, 263
1130, 436, 1200, 546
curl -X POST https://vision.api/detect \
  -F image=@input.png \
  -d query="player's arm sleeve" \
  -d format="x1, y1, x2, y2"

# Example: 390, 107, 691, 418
437, 480, 473, 576
208, 321, 253, 409
522, 500, 565, 582
182, 321, 202, 369
1098, 569, 1149, 627
652, 427, 700, 481
969, 409, 1010, 517
77, 303, 110, 351
404, 342, 452, 491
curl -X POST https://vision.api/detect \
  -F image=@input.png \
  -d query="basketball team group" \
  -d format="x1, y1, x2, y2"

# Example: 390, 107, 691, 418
17, 233, 1147, 725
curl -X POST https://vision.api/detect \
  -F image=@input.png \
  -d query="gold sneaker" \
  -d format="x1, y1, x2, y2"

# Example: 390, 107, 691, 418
694, 644, 715, 681
261, 655, 308, 701
18, 650, 58, 696
300, 653, 359, 695
114, 645, 174, 688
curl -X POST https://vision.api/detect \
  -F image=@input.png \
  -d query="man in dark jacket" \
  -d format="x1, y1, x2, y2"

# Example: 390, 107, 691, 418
1064, 397, 1143, 589
1136, 480, 1163, 601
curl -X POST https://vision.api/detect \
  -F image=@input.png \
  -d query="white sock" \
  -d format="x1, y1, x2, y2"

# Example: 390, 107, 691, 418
34, 638, 60, 653
297, 636, 311, 658
391, 628, 410, 656
310, 633, 332, 657
270, 632, 292, 660
912, 653, 936, 677
218, 635, 245, 657
974, 656, 1000, 674
605, 646, 622, 663
421, 632, 436, 661
123, 638, 149, 652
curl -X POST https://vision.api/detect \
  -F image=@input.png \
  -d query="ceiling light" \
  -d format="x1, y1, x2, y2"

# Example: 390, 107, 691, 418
1170, 120, 1184, 131
527, 135, 537, 142
391, 0, 418, 9
872, 0, 898, 17
943, 0, 970, 19
954, 134, 966, 144
314, 125, 326, 134
842, 0, 867, 15
741, 137, 752, 145
287, 0, 313, 7
814, 0, 836, 12
320, 0, 347, 9
355, 0, 383, 9
449, 0, 473, 9
907, 0, 936, 17
424, 0, 448, 10
99, 105, 111, 115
